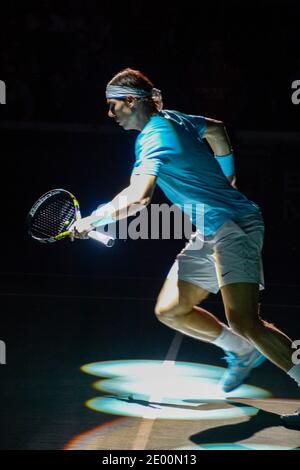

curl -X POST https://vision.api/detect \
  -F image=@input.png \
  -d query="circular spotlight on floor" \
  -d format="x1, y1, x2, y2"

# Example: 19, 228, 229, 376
92, 375, 270, 402
81, 359, 224, 380
81, 359, 271, 420
85, 396, 259, 421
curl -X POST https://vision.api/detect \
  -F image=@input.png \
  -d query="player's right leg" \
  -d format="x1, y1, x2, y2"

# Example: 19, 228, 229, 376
155, 270, 256, 359
154, 234, 226, 342
155, 277, 222, 342
154, 230, 264, 392
154, 272, 265, 392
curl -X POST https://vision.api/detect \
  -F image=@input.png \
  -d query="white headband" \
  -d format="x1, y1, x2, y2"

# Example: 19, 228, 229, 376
106, 85, 162, 101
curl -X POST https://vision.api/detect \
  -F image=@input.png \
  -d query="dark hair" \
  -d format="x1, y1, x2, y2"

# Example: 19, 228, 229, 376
108, 68, 161, 112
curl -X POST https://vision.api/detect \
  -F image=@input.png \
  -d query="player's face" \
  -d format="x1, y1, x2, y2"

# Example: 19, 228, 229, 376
107, 98, 136, 130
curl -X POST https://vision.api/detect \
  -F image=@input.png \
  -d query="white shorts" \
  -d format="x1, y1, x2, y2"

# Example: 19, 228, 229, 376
167, 212, 265, 294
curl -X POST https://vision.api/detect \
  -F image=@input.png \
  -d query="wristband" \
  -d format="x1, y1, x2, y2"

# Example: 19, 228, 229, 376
214, 152, 235, 177
91, 203, 115, 227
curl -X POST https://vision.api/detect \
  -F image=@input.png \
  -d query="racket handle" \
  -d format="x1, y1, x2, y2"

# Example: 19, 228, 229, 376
88, 230, 115, 247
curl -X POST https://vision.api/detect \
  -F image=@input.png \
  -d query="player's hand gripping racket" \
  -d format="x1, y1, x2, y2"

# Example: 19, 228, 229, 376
27, 189, 115, 247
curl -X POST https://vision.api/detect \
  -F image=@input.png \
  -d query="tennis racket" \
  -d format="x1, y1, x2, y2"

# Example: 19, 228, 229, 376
27, 188, 115, 247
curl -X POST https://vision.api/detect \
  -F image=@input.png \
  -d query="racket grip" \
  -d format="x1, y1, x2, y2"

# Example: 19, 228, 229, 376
88, 230, 115, 247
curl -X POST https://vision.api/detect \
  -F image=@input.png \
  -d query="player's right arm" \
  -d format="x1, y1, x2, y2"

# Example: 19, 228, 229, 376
100, 173, 157, 221
73, 118, 170, 237
70, 174, 157, 238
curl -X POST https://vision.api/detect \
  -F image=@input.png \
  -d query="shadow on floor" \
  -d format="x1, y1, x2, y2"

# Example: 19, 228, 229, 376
190, 404, 300, 449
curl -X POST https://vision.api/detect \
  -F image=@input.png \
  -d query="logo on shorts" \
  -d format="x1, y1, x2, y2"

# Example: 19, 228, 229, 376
221, 271, 231, 277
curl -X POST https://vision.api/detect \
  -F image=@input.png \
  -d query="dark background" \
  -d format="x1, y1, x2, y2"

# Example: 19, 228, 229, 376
0, 0, 300, 450
1, 0, 300, 128
0, 0, 300, 283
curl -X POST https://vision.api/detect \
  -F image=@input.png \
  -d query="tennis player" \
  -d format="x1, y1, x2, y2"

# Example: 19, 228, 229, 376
71, 68, 300, 429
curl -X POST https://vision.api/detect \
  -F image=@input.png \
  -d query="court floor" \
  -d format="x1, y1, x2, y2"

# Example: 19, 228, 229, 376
0, 274, 299, 450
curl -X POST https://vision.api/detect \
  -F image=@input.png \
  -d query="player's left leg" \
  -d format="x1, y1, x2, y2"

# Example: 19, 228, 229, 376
221, 281, 300, 429
220, 282, 293, 371
210, 214, 267, 391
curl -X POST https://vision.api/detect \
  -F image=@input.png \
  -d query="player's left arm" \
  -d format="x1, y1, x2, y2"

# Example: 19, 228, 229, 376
203, 118, 237, 188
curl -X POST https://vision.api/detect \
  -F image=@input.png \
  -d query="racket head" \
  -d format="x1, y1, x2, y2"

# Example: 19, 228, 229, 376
27, 188, 81, 243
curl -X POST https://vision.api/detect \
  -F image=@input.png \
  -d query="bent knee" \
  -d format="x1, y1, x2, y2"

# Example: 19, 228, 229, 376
228, 316, 263, 339
154, 303, 190, 322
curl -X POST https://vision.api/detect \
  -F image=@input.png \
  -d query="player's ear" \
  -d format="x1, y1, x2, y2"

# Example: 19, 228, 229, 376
126, 95, 136, 108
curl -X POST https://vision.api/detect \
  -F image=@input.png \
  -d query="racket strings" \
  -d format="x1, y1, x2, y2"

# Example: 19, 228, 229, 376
31, 197, 76, 238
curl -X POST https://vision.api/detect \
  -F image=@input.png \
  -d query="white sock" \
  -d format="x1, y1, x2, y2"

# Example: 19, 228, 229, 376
212, 324, 254, 355
287, 364, 300, 387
